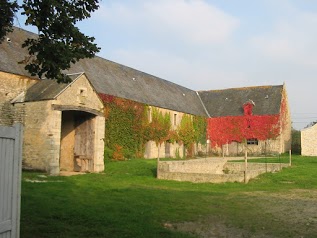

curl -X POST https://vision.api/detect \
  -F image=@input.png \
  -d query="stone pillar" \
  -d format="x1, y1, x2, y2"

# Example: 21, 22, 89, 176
93, 115, 105, 172
48, 110, 62, 175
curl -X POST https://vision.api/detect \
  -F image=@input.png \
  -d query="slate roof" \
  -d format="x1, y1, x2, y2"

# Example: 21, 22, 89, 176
198, 85, 284, 117
23, 73, 82, 102
1, 28, 285, 118
0, 28, 36, 78
0, 27, 207, 116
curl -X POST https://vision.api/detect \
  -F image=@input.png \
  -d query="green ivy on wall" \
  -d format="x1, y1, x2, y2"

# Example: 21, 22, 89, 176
101, 94, 148, 160
99, 93, 207, 160
177, 115, 207, 157
193, 115, 207, 145
148, 108, 171, 146
147, 108, 171, 158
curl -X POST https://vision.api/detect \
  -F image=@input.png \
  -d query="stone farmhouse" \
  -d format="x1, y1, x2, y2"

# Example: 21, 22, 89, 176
0, 28, 291, 175
301, 123, 317, 156
200, 85, 291, 156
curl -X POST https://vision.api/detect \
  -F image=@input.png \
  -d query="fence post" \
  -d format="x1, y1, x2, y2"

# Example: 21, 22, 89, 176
156, 157, 160, 178
244, 150, 248, 184
289, 150, 292, 166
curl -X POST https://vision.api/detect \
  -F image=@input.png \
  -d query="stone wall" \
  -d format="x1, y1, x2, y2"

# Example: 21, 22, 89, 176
93, 115, 106, 172
56, 74, 105, 173
21, 74, 105, 174
22, 100, 61, 173
144, 107, 205, 159
224, 162, 289, 174
301, 124, 317, 156
219, 139, 282, 157
0, 72, 37, 126
56, 74, 104, 112
157, 158, 289, 183
144, 141, 184, 159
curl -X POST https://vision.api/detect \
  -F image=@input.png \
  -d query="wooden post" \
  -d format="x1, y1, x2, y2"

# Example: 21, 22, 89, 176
156, 157, 160, 178
289, 150, 292, 166
244, 150, 248, 184
206, 139, 210, 158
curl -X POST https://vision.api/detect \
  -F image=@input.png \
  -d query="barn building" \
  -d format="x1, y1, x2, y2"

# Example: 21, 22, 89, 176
0, 27, 291, 174
199, 85, 291, 155
301, 123, 317, 156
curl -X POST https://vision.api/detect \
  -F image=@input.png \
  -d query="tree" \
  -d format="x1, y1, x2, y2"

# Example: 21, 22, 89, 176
0, 0, 100, 83
0, 0, 18, 41
291, 128, 301, 154
148, 108, 171, 159
304, 121, 317, 129
177, 115, 198, 157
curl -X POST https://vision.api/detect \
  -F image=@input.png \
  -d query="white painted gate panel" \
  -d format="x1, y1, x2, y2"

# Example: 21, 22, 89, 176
0, 124, 23, 238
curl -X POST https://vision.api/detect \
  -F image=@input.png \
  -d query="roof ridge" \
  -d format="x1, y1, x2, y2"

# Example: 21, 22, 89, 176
199, 84, 283, 93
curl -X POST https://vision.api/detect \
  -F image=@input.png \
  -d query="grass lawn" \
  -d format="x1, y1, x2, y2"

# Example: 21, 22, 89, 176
21, 155, 317, 238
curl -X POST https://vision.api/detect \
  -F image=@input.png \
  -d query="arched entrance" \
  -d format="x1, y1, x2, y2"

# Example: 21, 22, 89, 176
60, 110, 96, 172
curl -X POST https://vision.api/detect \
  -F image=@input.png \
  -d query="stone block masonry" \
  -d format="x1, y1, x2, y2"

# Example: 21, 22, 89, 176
0, 72, 37, 126
157, 158, 290, 183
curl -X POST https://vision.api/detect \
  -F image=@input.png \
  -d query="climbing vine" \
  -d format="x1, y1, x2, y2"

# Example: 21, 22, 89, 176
177, 115, 195, 146
100, 93, 148, 160
147, 108, 171, 146
177, 115, 207, 157
207, 114, 282, 148
207, 94, 288, 150
100, 93, 207, 159
193, 115, 207, 145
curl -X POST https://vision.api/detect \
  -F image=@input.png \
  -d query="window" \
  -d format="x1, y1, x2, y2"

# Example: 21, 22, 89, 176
148, 107, 152, 122
173, 113, 177, 126
77, 88, 87, 104
247, 138, 258, 145
247, 119, 251, 128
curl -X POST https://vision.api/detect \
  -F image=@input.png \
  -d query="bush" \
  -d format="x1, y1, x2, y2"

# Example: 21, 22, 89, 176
123, 148, 135, 160
104, 147, 113, 160
112, 144, 125, 161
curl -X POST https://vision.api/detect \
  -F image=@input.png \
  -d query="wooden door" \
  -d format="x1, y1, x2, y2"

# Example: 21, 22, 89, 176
74, 113, 95, 171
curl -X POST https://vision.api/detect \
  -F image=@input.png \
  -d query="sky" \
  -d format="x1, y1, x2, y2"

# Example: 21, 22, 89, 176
15, 0, 317, 130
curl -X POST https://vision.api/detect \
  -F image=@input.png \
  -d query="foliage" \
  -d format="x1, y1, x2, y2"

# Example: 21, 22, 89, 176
207, 95, 289, 149
112, 144, 124, 161
291, 128, 301, 154
101, 94, 149, 160
148, 108, 171, 146
174, 148, 181, 159
0, 0, 18, 41
177, 114, 195, 148
304, 121, 317, 128
101, 93, 207, 159
208, 114, 282, 148
0, 0, 100, 83
175, 115, 207, 158
104, 146, 113, 160
21, 155, 317, 237
193, 115, 207, 145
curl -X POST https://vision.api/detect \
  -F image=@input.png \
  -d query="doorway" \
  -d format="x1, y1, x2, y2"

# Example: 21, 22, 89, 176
60, 111, 95, 172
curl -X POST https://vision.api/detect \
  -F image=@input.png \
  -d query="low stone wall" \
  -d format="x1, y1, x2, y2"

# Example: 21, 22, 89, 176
157, 158, 290, 183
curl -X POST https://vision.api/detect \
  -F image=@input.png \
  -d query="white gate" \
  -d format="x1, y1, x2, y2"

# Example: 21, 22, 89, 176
0, 124, 23, 238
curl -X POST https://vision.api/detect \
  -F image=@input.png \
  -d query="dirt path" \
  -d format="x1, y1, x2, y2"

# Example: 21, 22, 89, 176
168, 189, 317, 237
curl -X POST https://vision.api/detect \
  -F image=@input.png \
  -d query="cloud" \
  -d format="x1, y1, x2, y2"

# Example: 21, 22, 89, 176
91, 0, 317, 130
96, 0, 239, 45
250, 7, 317, 66
109, 48, 249, 91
